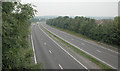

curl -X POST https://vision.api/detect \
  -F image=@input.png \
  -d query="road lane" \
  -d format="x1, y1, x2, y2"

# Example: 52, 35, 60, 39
32, 25, 59, 69
41, 22, 118, 69
31, 24, 86, 69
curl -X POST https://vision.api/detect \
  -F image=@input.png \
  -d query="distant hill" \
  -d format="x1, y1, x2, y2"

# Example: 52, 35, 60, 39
34, 16, 58, 20
85, 16, 114, 20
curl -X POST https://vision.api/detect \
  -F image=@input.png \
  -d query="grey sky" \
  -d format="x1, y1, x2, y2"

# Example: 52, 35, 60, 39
21, 0, 119, 17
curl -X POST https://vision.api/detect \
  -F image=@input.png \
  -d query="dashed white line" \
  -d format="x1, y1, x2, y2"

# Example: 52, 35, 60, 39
44, 24, 118, 54
81, 43, 85, 45
96, 50, 101, 53
49, 50, 52, 54
31, 34, 37, 64
71, 39, 74, 40
41, 25, 116, 69
59, 64, 63, 69
44, 42, 46, 45
38, 25, 88, 70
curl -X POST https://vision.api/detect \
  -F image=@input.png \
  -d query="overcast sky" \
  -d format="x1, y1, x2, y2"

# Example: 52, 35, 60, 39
21, 0, 119, 17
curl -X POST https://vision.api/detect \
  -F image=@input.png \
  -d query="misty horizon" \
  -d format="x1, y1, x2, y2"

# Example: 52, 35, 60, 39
21, 1, 118, 17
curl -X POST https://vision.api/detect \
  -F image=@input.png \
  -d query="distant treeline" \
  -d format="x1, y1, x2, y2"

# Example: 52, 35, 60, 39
46, 16, 120, 47
30, 18, 39, 22
30, 18, 46, 22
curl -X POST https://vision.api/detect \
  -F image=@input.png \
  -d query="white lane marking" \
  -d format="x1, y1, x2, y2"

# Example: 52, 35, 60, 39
44, 24, 118, 54
71, 39, 74, 40
49, 50, 52, 54
59, 64, 63, 69
31, 34, 37, 64
81, 43, 85, 45
41, 25, 116, 69
100, 46, 118, 54
44, 42, 46, 45
96, 50, 101, 53
68, 34, 118, 54
38, 25, 88, 70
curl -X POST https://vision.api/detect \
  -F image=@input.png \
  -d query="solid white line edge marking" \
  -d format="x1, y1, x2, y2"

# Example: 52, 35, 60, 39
38, 25, 88, 70
31, 28, 37, 64
41, 24, 116, 69
44, 24, 118, 54
59, 64, 63, 69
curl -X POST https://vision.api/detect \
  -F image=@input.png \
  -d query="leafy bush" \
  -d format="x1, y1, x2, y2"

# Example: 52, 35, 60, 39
2, 2, 41, 69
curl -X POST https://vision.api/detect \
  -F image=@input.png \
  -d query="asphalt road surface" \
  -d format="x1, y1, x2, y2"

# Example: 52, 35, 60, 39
40, 22, 118, 69
31, 24, 86, 69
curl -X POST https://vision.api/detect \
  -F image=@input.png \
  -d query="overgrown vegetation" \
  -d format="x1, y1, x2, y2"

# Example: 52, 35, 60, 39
46, 16, 120, 48
2, 2, 43, 69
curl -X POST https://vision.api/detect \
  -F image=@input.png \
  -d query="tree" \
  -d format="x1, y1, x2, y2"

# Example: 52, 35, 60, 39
2, 2, 39, 69
46, 16, 119, 47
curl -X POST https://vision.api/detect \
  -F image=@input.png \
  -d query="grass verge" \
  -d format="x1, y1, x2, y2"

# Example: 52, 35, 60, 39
40, 25, 115, 71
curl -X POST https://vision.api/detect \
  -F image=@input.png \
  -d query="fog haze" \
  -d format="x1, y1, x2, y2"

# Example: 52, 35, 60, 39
21, 0, 118, 17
